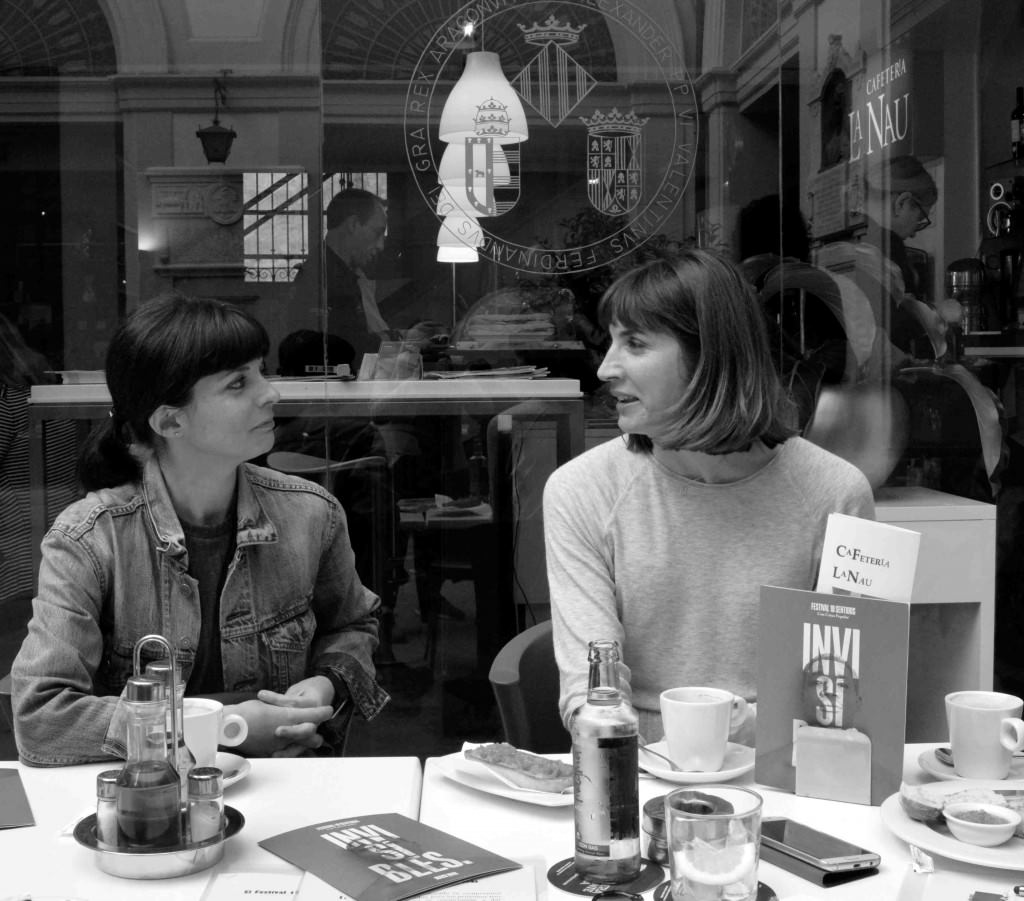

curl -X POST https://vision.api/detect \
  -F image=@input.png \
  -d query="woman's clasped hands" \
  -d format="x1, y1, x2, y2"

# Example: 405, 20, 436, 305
232, 675, 337, 757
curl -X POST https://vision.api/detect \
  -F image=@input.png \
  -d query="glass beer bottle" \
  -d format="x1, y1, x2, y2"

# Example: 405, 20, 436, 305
571, 639, 641, 883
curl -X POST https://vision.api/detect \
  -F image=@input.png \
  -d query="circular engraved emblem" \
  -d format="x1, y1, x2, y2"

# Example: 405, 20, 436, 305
205, 182, 244, 226
404, 0, 699, 275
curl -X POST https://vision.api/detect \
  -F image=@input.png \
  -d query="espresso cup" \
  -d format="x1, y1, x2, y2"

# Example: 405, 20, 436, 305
182, 697, 248, 767
945, 690, 1024, 779
660, 687, 748, 772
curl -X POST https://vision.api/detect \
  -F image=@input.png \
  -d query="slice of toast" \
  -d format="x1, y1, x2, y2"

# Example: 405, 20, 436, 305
464, 743, 573, 793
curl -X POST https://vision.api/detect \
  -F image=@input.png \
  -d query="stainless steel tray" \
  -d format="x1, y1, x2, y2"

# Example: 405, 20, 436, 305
73, 805, 244, 879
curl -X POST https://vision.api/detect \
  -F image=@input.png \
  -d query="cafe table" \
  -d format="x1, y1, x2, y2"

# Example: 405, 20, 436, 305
1, 755, 422, 899
418, 743, 1024, 900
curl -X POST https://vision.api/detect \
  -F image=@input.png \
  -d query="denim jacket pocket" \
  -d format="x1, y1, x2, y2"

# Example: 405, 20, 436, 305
261, 606, 316, 693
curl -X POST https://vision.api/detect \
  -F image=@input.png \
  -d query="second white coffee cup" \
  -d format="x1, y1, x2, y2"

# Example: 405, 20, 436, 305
660, 686, 748, 772
182, 697, 248, 767
946, 690, 1024, 779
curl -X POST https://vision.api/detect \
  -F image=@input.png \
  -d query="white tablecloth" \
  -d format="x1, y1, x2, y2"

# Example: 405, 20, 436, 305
1, 756, 422, 899
418, 744, 1024, 901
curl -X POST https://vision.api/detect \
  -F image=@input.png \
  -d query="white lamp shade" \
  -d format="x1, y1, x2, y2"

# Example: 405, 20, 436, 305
435, 185, 475, 217
437, 245, 479, 263
436, 213, 484, 250
439, 51, 529, 144
438, 141, 511, 188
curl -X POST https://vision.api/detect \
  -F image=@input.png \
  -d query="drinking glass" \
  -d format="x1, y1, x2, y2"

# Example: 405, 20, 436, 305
665, 785, 762, 901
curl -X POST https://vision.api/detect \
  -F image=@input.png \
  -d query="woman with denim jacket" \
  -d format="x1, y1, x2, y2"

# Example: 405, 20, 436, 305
12, 294, 388, 765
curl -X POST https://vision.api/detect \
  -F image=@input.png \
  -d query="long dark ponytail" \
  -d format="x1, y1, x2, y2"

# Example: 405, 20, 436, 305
78, 293, 269, 491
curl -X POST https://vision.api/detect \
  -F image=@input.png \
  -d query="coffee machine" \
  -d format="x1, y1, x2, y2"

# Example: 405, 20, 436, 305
979, 176, 1024, 331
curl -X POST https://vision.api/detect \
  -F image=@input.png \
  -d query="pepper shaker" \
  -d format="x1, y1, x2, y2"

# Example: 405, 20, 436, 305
187, 766, 224, 843
95, 768, 122, 849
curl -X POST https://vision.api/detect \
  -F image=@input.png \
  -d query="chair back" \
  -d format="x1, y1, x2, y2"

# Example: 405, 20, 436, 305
0, 672, 13, 731
488, 620, 568, 753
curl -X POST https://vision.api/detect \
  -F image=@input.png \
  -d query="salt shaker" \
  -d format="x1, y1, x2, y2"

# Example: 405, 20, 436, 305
187, 766, 224, 843
95, 768, 122, 849
641, 794, 668, 864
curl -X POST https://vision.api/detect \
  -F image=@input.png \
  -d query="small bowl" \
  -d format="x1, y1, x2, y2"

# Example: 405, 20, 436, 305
943, 802, 1020, 847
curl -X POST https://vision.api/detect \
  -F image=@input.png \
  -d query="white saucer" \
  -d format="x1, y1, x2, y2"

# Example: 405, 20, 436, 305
639, 741, 754, 784
215, 751, 251, 789
918, 747, 1024, 782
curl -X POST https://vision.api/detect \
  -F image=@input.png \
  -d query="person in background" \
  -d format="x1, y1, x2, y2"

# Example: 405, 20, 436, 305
859, 155, 948, 359
543, 249, 874, 743
0, 314, 77, 606
12, 294, 387, 765
323, 189, 390, 369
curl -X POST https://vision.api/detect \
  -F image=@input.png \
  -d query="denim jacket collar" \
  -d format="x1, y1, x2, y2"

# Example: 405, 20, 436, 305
140, 453, 279, 556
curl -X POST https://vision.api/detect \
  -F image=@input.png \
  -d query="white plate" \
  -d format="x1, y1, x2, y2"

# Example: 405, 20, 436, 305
918, 748, 1024, 782
880, 780, 1024, 869
216, 752, 251, 789
638, 741, 754, 784
435, 751, 573, 807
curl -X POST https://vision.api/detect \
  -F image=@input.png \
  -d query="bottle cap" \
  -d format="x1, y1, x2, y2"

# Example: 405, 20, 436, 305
125, 675, 166, 702
188, 766, 224, 797
144, 658, 181, 682
96, 769, 121, 799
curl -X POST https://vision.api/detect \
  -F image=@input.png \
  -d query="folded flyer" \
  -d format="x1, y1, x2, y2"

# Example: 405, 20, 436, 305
259, 812, 521, 901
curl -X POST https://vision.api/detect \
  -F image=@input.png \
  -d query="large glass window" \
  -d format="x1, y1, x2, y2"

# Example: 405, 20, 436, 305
2, 1, 1020, 760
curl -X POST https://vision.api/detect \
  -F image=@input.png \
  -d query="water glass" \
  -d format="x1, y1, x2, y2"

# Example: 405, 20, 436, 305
665, 785, 762, 901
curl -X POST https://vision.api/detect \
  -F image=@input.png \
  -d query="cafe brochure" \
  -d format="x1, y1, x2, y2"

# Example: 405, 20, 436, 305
814, 512, 920, 602
259, 812, 522, 901
754, 586, 909, 805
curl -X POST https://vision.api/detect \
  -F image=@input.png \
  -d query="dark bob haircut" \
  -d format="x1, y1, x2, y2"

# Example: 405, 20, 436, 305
598, 248, 797, 454
79, 293, 269, 490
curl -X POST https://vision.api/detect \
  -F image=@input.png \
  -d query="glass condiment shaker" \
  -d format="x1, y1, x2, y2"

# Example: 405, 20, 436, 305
642, 794, 668, 865
115, 675, 183, 849
187, 766, 225, 844
145, 657, 194, 798
95, 768, 122, 850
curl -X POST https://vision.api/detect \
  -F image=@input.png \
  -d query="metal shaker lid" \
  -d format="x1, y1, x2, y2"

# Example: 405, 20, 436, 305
188, 766, 224, 797
642, 794, 667, 835
125, 674, 165, 702
96, 769, 121, 799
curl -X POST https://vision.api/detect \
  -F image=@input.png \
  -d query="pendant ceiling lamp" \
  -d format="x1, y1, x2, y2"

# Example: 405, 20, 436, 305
438, 141, 511, 187
196, 72, 236, 164
437, 213, 484, 247
439, 51, 529, 144
438, 245, 479, 263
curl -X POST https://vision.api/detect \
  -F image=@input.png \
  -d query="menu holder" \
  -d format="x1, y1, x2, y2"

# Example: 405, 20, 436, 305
0, 769, 35, 829
259, 812, 521, 901
754, 585, 910, 805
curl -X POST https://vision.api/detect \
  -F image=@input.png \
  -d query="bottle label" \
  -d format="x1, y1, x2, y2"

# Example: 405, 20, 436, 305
573, 735, 639, 857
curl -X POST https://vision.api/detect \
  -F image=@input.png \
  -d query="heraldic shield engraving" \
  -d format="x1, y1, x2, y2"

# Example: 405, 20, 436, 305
581, 108, 648, 215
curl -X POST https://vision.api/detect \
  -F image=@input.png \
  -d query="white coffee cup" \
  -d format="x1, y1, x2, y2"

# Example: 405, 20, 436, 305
660, 686, 749, 772
182, 697, 248, 767
945, 690, 1024, 779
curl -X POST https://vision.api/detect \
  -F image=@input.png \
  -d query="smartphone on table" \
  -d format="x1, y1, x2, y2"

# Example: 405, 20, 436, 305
761, 817, 881, 874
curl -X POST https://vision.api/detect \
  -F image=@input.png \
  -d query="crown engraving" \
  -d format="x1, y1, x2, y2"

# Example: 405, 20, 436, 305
579, 108, 649, 134
519, 15, 586, 45
474, 97, 511, 137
